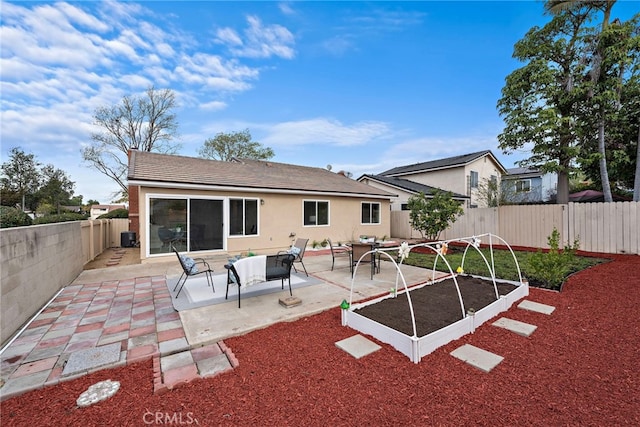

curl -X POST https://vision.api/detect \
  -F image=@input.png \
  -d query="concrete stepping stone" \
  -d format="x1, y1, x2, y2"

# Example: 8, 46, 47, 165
335, 334, 381, 359
62, 343, 121, 376
77, 379, 120, 407
450, 344, 503, 373
492, 317, 537, 337
518, 299, 555, 315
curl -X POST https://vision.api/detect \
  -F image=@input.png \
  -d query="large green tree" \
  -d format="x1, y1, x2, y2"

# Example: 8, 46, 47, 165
546, 1, 640, 202
498, 9, 590, 204
575, 17, 640, 199
1, 148, 79, 213
197, 129, 274, 161
83, 86, 180, 200
36, 165, 75, 213
1, 147, 41, 211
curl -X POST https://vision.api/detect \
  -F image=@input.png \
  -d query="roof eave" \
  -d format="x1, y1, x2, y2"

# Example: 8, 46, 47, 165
128, 179, 396, 200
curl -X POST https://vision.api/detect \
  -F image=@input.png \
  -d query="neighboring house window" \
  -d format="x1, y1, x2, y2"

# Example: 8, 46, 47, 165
401, 203, 410, 211
470, 171, 479, 188
361, 202, 381, 224
229, 198, 258, 236
303, 200, 329, 226
516, 180, 531, 193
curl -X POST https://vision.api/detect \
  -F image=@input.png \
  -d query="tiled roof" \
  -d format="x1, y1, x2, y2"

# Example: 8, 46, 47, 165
379, 150, 506, 176
127, 151, 395, 198
360, 175, 468, 199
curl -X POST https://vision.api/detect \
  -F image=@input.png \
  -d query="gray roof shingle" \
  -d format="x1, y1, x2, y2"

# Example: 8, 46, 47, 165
127, 151, 395, 198
360, 175, 468, 199
379, 150, 506, 176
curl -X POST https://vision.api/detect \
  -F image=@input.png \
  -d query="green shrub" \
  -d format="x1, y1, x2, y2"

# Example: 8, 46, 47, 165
526, 227, 579, 290
97, 208, 129, 219
33, 212, 87, 225
0, 206, 33, 228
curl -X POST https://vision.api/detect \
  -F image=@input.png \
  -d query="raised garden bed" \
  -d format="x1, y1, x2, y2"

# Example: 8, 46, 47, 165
342, 234, 528, 363
342, 274, 527, 363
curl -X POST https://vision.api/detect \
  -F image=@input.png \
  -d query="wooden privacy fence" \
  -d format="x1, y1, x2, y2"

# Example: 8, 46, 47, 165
390, 201, 639, 255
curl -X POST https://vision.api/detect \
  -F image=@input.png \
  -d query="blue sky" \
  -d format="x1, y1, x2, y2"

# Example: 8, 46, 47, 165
2, 1, 639, 204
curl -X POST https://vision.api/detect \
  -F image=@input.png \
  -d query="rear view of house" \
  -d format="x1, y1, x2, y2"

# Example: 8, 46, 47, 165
127, 151, 396, 262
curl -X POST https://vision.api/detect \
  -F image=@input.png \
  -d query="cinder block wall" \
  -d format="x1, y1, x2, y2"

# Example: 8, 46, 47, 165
1, 222, 84, 347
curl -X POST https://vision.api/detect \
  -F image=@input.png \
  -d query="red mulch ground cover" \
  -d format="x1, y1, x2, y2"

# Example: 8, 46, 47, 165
2, 253, 639, 426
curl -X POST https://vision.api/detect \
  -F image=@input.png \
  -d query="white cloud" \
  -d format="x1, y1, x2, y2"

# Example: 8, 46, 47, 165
200, 101, 228, 111
259, 118, 392, 147
215, 27, 243, 47
216, 15, 295, 59
278, 2, 296, 16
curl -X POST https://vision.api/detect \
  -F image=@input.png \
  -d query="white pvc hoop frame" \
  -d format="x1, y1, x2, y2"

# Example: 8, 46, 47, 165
347, 233, 524, 340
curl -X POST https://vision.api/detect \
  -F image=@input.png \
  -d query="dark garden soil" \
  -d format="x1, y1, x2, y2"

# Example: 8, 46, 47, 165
2, 253, 639, 426
355, 276, 516, 336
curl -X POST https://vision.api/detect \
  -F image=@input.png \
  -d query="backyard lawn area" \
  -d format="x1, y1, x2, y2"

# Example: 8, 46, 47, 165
395, 243, 608, 290
1, 251, 638, 426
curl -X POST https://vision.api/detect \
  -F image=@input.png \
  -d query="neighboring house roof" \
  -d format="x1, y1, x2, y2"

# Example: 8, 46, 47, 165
60, 205, 81, 213
359, 174, 468, 200
91, 204, 126, 211
379, 150, 508, 176
569, 190, 632, 202
504, 167, 545, 179
127, 151, 396, 199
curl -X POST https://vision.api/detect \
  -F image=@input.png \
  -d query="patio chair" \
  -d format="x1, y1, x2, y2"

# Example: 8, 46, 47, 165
277, 238, 309, 276
350, 242, 376, 280
158, 227, 177, 248
328, 238, 351, 271
171, 245, 215, 298
225, 254, 295, 308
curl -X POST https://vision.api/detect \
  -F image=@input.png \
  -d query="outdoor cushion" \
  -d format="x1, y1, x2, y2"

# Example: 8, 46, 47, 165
288, 246, 301, 256
179, 255, 198, 274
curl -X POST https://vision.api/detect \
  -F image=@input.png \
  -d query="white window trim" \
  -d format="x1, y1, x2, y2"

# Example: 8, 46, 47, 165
228, 197, 260, 238
516, 179, 532, 193
302, 199, 330, 227
146, 193, 226, 258
361, 201, 381, 225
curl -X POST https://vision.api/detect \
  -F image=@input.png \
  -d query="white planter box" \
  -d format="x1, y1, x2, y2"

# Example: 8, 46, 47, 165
343, 275, 529, 363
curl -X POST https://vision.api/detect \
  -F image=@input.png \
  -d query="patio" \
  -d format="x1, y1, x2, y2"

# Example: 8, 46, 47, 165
1, 250, 639, 425
0, 249, 439, 399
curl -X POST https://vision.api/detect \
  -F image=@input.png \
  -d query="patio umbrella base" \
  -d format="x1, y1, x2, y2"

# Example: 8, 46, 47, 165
279, 296, 302, 308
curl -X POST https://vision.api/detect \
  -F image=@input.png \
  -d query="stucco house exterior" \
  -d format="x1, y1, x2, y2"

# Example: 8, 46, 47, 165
127, 151, 396, 262
360, 150, 507, 209
501, 167, 557, 204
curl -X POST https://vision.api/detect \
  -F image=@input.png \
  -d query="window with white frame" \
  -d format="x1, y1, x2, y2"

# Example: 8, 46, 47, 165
470, 171, 479, 188
361, 202, 381, 224
229, 198, 258, 236
515, 179, 531, 193
303, 200, 329, 226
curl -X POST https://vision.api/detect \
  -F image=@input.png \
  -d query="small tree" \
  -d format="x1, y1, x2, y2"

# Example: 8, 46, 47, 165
198, 129, 274, 161
407, 190, 464, 241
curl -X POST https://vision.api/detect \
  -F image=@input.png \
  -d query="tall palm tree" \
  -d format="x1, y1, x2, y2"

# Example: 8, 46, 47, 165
546, 1, 617, 202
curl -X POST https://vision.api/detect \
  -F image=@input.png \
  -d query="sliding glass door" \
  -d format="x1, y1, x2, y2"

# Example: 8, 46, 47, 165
149, 197, 223, 255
